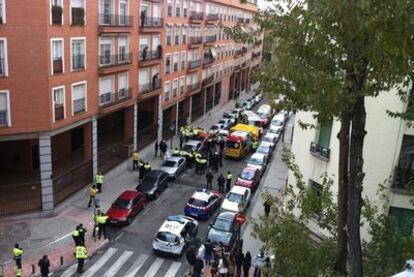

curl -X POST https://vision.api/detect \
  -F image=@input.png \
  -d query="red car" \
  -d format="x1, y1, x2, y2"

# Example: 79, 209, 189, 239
236, 167, 261, 191
106, 191, 146, 225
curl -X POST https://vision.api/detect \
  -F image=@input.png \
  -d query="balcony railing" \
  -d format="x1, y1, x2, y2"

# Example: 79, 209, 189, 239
71, 7, 85, 26
204, 35, 217, 43
188, 59, 202, 69
140, 17, 163, 28
138, 50, 162, 62
206, 14, 219, 21
202, 75, 214, 86
309, 142, 330, 161
187, 82, 201, 93
72, 54, 85, 70
99, 14, 133, 26
189, 36, 202, 45
54, 104, 64, 121
190, 11, 203, 21
183, 8, 188, 17
203, 56, 214, 67
53, 59, 63, 74
99, 53, 132, 68
99, 88, 132, 108
392, 166, 414, 192
139, 79, 162, 94
73, 98, 86, 114
0, 110, 8, 126
234, 47, 247, 57
52, 5, 63, 25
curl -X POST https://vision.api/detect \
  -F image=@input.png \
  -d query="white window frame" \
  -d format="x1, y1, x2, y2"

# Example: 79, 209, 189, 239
165, 53, 172, 74
118, 36, 129, 63
99, 36, 115, 66
118, 72, 129, 98
118, 0, 129, 25
0, 38, 8, 77
50, 0, 64, 25
70, 37, 86, 72
71, 80, 88, 115
50, 38, 65, 75
180, 51, 186, 70
52, 86, 66, 122
99, 75, 115, 105
173, 52, 179, 72
0, 90, 11, 127
70, 0, 86, 25
179, 76, 185, 95
172, 78, 178, 97
164, 81, 171, 101
1, 0, 6, 24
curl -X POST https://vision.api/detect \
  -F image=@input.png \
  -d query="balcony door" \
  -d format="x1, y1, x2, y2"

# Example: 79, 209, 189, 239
152, 35, 160, 52
139, 68, 149, 92
119, 0, 128, 25
153, 4, 161, 20
99, 37, 114, 66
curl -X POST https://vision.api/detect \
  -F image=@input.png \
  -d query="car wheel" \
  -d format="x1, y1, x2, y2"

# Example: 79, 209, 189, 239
127, 217, 132, 225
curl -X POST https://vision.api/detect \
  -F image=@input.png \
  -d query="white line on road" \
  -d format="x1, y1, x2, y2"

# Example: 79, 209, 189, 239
103, 250, 133, 277
124, 254, 149, 277
82, 247, 117, 277
43, 232, 72, 248
143, 257, 164, 277
114, 232, 124, 241
164, 262, 182, 277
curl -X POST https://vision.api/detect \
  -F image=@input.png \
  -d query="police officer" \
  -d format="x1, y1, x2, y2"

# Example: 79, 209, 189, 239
92, 210, 101, 240
97, 213, 109, 240
226, 171, 233, 192
200, 157, 208, 175
95, 172, 104, 193
144, 162, 151, 177
217, 174, 225, 193
72, 226, 80, 246
212, 152, 220, 172
187, 150, 194, 168
88, 185, 97, 208
13, 243, 23, 269
77, 224, 87, 246
138, 159, 145, 180
132, 151, 140, 170
195, 157, 202, 175
206, 171, 213, 190
172, 147, 180, 157
75, 244, 88, 273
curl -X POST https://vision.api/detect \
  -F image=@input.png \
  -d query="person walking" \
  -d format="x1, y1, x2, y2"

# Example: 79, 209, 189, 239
263, 200, 272, 217
95, 172, 104, 193
139, 159, 145, 180
154, 141, 159, 157
243, 251, 252, 277
235, 250, 245, 277
217, 174, 225, 193
77, 224, 87, 246
87, 185, 97, 208
200, 156, 208, 175
75, 244, 88, 273
160, 140, 167, 159
204, 239, 212, 265
226, 171, 233, 193
97, 212, 109, 240
37, 255, 50, 277
92, 209, 100, 241
13, 243, 23, 269
206, 171, 213, 190
132, 151, 140, 170
179, 133, 184, 149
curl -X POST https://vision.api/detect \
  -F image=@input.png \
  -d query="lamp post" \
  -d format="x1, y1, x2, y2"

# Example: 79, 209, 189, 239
170, 124, 175, 149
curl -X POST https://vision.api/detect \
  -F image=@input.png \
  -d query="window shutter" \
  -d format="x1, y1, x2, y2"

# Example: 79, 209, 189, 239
0, 94, 7, 110
73, 84, 85, 100
71, 0, 83, 8
118, 74, 128, 90
99, 78, 113, 95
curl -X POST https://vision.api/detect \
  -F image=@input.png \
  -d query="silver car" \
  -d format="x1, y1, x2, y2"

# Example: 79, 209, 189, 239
256, 143, 273, 159
159, 156, 186, 178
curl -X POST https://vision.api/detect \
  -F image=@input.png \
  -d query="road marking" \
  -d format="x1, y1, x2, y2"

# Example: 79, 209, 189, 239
103, 250, 133, 277
143, 257, 164, 277
60, 260, 89, 277
114, 232, 124, 241
124, 254, 149, 277
82, 247, 117, 277
43, 232, 72, 248
164, 262, 182, 277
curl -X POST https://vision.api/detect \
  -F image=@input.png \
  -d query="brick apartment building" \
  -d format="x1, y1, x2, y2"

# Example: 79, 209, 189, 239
0, 0, 262, 216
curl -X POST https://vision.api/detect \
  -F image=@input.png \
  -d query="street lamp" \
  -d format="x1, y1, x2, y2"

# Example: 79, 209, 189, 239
170, 124, 175, 149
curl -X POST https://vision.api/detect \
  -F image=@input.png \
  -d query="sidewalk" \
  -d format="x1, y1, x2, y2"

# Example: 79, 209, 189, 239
0, 90, 255, 277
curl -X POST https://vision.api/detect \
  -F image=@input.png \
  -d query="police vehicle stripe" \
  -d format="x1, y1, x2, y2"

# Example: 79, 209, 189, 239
164, 261, 182, 277
143, 257, 164, 277
103, 250, 133, 277
82, 247, 117, 277
124, 254, 149, 277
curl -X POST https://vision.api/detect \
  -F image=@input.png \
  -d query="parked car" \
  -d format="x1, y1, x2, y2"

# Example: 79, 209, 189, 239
236, 167, 261, 191
268, 124, 283, 135
218, 118, 232, 130
221, 186, 251, 213
182, 140, 202, 153
209, 123, 226, 134
207, 211, 240, 250
184, 189, 223, 220
256, 143, 273, 160
270, 113, 285, 134
242, 100, 253, 111
217, 129, 229, 142
255, 93, 263, 103
222, 112, 237, 125
153, 215, 198, 256
262, 133, 279, 148
159, 156, 186, 178
106, 191, 147, 225
136, 170, 169, 200
247, 153, 268, 172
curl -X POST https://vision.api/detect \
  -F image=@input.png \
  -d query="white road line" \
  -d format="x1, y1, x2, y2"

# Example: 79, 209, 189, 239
143, 257, 164, 277
103, 250, 133, 277
82, 247, 117, 277
164, 262, 182, 277
124, 254, 149, 277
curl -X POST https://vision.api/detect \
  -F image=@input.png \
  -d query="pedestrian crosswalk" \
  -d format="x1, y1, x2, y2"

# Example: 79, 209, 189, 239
59, 247, 186, 277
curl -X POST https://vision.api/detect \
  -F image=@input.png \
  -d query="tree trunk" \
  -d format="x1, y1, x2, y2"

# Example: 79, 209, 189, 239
347, 95, 366, 277
335, 113, 350, 276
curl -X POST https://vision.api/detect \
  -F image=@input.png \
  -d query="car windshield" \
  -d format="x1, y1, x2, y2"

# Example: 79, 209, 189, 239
156, 232, 180, 243
264, 137, 273, 143
218, 120, 226, 125
210, 126, 219, 130
240, 170, 254, 180
162, 161, 176, 167
112, 198, 131, 209
208, 228, 232, 246
183, 145, 195, 152
212, 217, 233, 232
259, 114, 268, 119
188, 198, 207, 207
226, 140, 240, 149
249, 157, 263, 165
140, 176, 157, 190
257, 146, 269, 153
227, 192, 243, 203
272, 119, 283, 126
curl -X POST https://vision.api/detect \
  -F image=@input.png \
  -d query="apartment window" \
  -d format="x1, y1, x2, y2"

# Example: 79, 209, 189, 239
311, 120, 332, 159
173, 52, 179, 72
51, 39, 64, 75
175, 0, 181, 17
71, 38, 86, 71
175, 26, 180, 45
309, 180, 323, 220
51, 0, 63, 25
99, 76, 114, 105
0, 91, 10, 127
72, 82, 87, 114
0, 0, 5, 24
180, 52, 186, 70
167, 0, 173, 16
99, 37, 114, 66
179, 76, 185, 95
139, 68, 149, 92
0, 39, 7, 77
182, 26, 187, 44
165, 54, 171, 74
52, 87, 65, 121
172, 79, 178, 97
118, 73, 129, 98
183, 0, 187, 17
118, 36, 129, 63
166, 26, 172, 46
389, 207, 414, 236
119, 0, 129, 25
164, 81, 171, 101
71, 0, 85, 25
99, 0, 114, 25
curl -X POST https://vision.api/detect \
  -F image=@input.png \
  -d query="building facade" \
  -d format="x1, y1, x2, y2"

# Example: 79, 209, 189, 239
0, 0, 262, 216
288, 89, 414, 240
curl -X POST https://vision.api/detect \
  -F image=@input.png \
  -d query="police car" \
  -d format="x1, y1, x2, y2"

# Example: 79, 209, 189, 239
153, 215, 198, 256
184, 189, 222, 220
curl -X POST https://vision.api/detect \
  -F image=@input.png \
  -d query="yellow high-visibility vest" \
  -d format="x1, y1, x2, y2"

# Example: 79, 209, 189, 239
75, 246, 88, 259
13, 247, 23, 258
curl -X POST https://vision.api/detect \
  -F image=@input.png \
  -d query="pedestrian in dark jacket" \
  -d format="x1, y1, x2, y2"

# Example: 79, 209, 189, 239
38, 255, 50, 277
263, 200, 272, 217
235, 250, 245, 277
243, 251, 252, 277
139, 160, 145, 180
154, 141, 159, 157
217, 174, 225, 193
204, 240, 212, 265
193, 257, 204, 277
206, 171, 213, 190
77, 224, 87, 245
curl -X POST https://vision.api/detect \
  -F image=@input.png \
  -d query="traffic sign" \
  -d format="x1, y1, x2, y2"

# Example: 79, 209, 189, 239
235, 213, 246, 225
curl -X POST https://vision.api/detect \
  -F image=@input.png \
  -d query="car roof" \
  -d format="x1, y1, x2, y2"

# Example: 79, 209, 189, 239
166, 156, 184, 163
259, 142, 272, 149
272, 114, 285, 120
118, 190, 141, 200
191, 189, 214, 202
146, 169, 166, 177
242, 166, 259, 173
230, 185, 251, 194
185, 140, 200, 146
216, 211, 237, 221
251, 153, 266, 159
265, 133, 277, 138
158, 215, 193, 236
